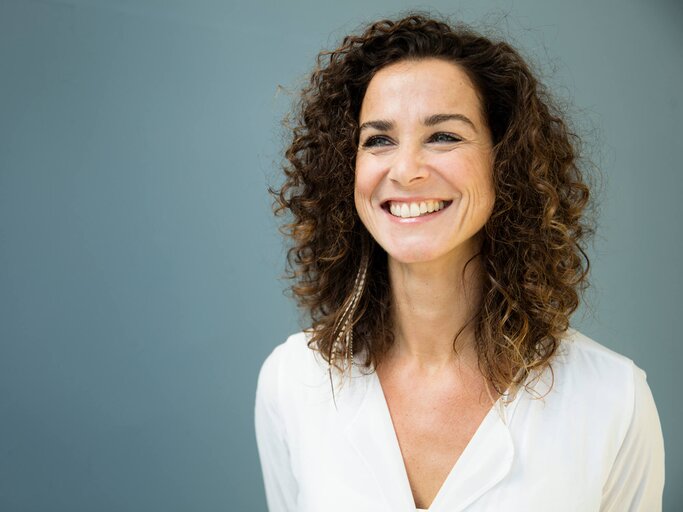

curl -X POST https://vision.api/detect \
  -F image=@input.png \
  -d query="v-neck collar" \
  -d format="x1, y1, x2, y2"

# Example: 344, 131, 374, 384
344, 368, 517, 512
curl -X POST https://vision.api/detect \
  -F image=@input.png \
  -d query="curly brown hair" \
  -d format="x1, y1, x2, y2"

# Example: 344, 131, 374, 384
271, 12, 596, 398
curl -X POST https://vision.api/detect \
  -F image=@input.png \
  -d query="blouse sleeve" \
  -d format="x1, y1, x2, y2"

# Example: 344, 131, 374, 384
600, 364, 665, 511
254, 344, 299, 512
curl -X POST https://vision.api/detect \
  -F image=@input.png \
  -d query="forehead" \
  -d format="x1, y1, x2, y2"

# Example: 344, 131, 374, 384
359, 58, 484, 124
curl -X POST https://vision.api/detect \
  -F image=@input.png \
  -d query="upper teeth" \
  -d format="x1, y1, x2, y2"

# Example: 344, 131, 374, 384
388, 200, 446, 218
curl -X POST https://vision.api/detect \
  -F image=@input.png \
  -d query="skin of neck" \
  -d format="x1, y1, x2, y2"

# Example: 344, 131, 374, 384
385, 234, 485, 377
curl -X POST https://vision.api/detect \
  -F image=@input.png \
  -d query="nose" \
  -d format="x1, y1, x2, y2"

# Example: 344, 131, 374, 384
387, 143, 429, 186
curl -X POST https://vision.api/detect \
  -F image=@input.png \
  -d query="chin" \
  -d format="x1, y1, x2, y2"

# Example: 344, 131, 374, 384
384, 245, 444, 264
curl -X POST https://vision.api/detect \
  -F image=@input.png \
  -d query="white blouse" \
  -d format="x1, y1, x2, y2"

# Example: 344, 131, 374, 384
254, 327, 664, 511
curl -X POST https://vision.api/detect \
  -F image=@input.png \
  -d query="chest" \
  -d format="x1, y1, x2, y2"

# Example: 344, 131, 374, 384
292, 367, 608, 512
377, 370, 495, 509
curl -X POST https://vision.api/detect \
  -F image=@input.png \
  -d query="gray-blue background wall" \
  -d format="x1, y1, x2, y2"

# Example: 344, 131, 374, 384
1, 0, 680, 510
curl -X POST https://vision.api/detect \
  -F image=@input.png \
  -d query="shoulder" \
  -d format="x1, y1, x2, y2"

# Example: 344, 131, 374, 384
258, 330, 325, 378
552, 327, 645, 396
526, 327, 654, 444
555, 327, 641, 380
256, 331, 328, 405
520, 328, 665, 504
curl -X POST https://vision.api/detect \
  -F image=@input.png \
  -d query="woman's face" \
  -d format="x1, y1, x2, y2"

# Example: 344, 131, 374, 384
354, 57, 495, 266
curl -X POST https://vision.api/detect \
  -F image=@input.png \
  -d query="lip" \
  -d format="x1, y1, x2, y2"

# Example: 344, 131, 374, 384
381, 199, 453, 223
381, 197, 451, 206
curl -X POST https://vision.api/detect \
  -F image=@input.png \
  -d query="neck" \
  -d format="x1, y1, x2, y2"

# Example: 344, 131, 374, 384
386, 245, 485, 374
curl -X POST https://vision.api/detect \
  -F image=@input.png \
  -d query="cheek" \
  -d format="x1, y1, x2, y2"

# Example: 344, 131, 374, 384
477, 174, 496, 225
353, 179, 372, 225
353, 162, 382, 228
472, 177, 496, 220
353, 161, 379, 202
453, 154, 495, 199
471, 168, 495, 202
481, 167, 496, 208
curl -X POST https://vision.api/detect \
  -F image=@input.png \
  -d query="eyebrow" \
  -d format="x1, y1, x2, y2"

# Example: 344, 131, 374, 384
358, 113, 478, 133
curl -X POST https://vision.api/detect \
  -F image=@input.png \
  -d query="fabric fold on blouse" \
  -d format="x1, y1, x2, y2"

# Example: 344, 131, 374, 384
255, 328, 664, 512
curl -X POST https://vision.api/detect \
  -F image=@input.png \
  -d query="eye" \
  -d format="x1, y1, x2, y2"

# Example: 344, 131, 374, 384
361, 135, 393, 148
429, 132, 462, 143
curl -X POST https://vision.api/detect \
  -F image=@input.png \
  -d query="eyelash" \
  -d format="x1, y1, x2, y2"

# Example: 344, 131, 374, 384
361, 132, 462, 148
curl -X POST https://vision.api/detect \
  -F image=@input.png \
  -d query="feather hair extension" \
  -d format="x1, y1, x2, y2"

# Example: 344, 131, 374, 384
328, 251, 369, 410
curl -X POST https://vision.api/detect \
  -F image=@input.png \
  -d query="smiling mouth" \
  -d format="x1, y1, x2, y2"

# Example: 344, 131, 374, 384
381, 199, 453, 219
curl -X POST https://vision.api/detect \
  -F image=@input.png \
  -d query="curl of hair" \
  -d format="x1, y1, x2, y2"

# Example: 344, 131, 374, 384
270, 12, 596, 397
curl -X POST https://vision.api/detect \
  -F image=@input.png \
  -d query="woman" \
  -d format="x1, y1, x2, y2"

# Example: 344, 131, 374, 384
255, 13, 665, 512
